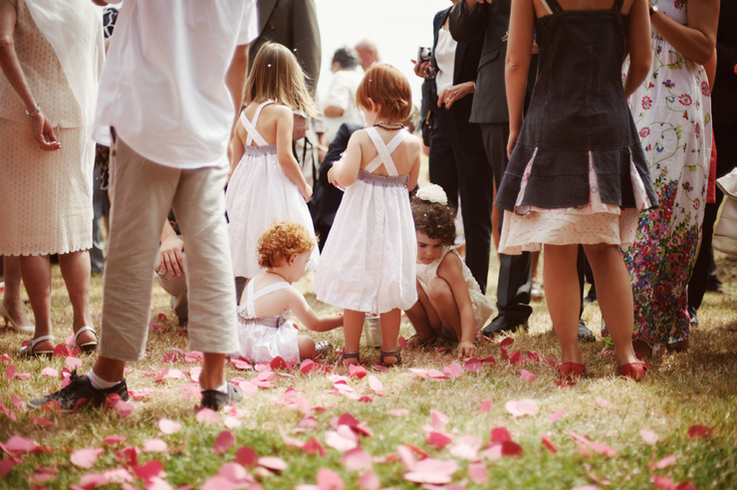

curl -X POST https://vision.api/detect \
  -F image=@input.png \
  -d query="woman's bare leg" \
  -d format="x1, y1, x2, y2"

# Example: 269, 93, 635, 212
19, 255, 54, 351
543, 244, 582, 365
2, 256, 32, 326
58, 250, 96, 345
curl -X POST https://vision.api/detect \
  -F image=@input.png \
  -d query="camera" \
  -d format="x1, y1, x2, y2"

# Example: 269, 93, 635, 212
417, 46, 432, 63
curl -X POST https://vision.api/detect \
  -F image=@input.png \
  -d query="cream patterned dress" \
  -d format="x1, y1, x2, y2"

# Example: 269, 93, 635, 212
0, 0, 93, 256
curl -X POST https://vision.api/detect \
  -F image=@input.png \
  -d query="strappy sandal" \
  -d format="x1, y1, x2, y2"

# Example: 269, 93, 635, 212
74, 326, 98, 353
379, 350, 402, 368
20, 335, 55, 357
0, 300, 35, 334
314, 341, 333, 361
337, 351, 360, 366
556, 362, 586, 380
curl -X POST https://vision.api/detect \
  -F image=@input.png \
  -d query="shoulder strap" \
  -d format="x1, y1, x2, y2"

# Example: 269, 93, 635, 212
363, 128, 409, 176
611, 0, 624, 11
239, 100, 273, 147
541, 0, 564, 13
244, 279, 257, 317
252, 281, 292, 301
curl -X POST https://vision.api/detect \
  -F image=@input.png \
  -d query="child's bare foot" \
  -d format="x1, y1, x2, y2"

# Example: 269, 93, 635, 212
379, 350, 401, 367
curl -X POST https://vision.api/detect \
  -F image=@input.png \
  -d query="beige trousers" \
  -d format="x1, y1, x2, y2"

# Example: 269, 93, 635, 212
99, 135, 237, 361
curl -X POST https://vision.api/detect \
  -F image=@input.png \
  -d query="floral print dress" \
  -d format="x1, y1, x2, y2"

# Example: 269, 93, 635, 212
620, 0, 712, 346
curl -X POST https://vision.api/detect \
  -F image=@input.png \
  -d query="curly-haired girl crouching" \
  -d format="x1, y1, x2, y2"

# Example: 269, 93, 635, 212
233, 222, 342, 363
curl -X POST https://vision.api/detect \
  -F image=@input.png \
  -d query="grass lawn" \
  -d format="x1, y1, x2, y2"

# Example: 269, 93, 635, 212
1, 252, 736, 490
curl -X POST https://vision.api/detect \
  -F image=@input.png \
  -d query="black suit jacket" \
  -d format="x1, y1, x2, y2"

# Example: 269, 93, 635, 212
449, 0, 511, 124
249, 0, 321, 96
713, 0, 737, 127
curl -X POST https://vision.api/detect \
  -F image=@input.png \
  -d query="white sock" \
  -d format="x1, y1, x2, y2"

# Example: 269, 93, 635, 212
202, 381, 228, 394
87, 369, 122, 390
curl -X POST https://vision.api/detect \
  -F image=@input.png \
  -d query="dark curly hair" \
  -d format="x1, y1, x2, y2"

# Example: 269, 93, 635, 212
257, 221, 315, 269
411, 196, 456, 247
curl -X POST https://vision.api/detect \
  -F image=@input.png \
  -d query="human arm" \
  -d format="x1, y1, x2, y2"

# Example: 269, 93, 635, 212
287, 289, 343, 332
0, 0, 61, 151
228, 118, 246, 181
159, 219, 185, 278
505, 0, 535, 157
276, 106, 312, 201
649, 0, 719, 66
704, 49, 716, 88
406, 136, 422, 191
226, 44, 249, 131
623, 0, 652, 98
449, 0, 490, 44
328, 130, 364, 188
438, 81, 475, 109
437, 252, 479, 359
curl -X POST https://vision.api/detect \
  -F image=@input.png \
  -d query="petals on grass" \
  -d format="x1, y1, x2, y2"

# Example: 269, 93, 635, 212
548, 410, 565, 423
300, 415, 319, 428
197, 408, 219, 424
520, 369, 536, 382
403, 458, 458, 485
70, 448, 104, 469
688, 425, 713, 439
505, 399, 539, 417
113, 398, 134, 418
5, 434, 39, 454
341, 447, 373, 471
214, 430, 236, 454
258, 456, 288, 472
654, 455, 677, 470
464, 358, 482, 372
189, 367, 202, 383
541, 435, 557, 454
316, 468, 345, 490
303, 437, 327, 456
65, 357, 82, 371
235, 446, 258, 467
640, 429, 659, 446
143, 439, 168, 453
349, 364, 367, 379
325, 428, 359, 452
238, 381, 259, 398
356, 470, 381, 490
5, 365, 14, 381
367, 375, 383, 395
133, 460, 164, 481
595, 397, 612, 408
159, 419, 182, 435
652, 476, 677, 490
430, 409, 450, 432
103, 435, 127, 446
231, 358, 251, 370
398, 336, 408, 349
443, 363, 462, 379
479, 400, 493, 413
224, 416, 242, 429
501, 440, 524, 458
467, 461, 488, 485
490, 427, 512, 444
387, 408, 409, 417
509, 351, 523, 365
427, 432, 452, 448
0, 458, 14, 477
218, 462, 252, 484
41, 367, 58, 377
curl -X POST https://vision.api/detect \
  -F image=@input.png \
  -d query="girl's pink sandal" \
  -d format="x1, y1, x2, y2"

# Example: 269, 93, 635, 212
556, 362, 586, 379
619, 361, 649, 381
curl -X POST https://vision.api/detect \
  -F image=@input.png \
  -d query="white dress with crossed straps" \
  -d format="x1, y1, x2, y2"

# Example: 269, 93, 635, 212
314, 128, 418, 314
225, 100, 319, 278
233, 278, 300, 363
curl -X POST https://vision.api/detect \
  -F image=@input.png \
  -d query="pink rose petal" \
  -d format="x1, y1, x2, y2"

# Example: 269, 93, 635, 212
258, 456, 288, 472
443, 363, 462, 379
479, 400, 493, 413
316, 467, 345, 490
467, 461, 488, 485
41, 367, 59, 377
70, 447, 104, 469
652, 476, 677, 490
197, 408, 220, 424
224, 416, 242, 429
654, 454, 677, 470
159, 418, 182, 435
348, 364, 367, 379
113, 399, 134, 418
304, 437, 327, 456
541, 435, 557, 454
589, 442, 617, 458
218, 461, 251, 484
397, 336, 408, 349
238, 381, 259, 398
5, 365, 15, 381
214, 430, 236, 454
520, 369, 536, 382
505, 399, 539, 417
464, 358, 482, 372
596, 397, 612, 408
133, 460, 164, 481
65, 357, 82, 371
427, 431, 452, 448
103, 435, 127, 445
490, 426, 512, 444
143, 439, 168, 453
403, 458, 458, 485
367, 375, 383, 395
31, 416, 53, 428
387, 408, 409, 417
5, 433, 39, 453
341, 447, 372, 471
356, 470, 380, 490
430, 409, 449, 432
548, 410, 566, 423
235, 446, 259, 467
640, 429, 659, 446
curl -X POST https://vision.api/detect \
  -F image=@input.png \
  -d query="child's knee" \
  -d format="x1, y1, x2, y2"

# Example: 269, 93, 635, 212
427, 278, 453, 302
298, 336, 316, 360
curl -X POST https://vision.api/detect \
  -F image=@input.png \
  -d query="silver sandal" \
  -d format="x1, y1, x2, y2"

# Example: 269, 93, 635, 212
74, 326, 98, 353
20, 335, 55, 357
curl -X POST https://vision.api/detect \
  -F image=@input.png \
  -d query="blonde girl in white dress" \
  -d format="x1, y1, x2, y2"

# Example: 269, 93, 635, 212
226, 42, 319, 281
314, 64, 422, 367
405, 185, 494, 359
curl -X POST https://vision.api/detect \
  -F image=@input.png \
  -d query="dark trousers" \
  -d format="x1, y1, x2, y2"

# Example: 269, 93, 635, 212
481, 123, 533, 321
429, 108, 494, 293
688, 122, 737, 311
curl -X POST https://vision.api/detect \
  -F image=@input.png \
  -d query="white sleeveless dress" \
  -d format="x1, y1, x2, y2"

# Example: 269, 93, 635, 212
225, 101, 319, 278
416, 248, 494, 331
314, 128, 418, 314
233, 278, 300, 363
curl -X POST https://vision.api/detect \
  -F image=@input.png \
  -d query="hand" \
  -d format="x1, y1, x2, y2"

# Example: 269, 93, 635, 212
507, 129, 520, 159
411, 59, 435, 79
159, 234, 185, 277
438, 82, 472, 109
32, 112, 62, 151
458, 340, 479, 359
300, 183, 313, 202
293, 114, 307, 141
327, 167, 340, 187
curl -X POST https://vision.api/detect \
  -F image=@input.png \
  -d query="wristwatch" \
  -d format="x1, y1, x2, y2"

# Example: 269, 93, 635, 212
649, 5, 659, 16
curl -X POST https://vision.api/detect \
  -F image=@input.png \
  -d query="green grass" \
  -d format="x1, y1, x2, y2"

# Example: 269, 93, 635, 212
1, 252, 736, 489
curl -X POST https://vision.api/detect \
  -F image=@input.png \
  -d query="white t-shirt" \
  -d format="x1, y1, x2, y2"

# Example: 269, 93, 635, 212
93, 0, 258, 170
435, 27, 458, 99
321, 69, 365, 144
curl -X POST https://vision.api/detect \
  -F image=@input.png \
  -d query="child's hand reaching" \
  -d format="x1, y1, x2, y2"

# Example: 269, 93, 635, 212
300, 183, 313, 202
458, 340, 479, 360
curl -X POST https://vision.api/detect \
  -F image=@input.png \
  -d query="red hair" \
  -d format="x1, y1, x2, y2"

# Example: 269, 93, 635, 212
356, 63, 412, 121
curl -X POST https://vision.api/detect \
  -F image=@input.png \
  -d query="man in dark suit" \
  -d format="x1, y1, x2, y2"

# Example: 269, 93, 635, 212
449, 0, 532, 336
250, 0, 321, 96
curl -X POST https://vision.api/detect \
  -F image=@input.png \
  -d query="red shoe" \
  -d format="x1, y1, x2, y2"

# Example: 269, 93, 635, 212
556, 362, 586, 379
619, 361, 649, 381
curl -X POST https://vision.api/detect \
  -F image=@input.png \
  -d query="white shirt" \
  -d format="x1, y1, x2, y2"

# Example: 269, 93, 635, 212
321, 69, 365, 143
93, 0, 258, 170
435, 27, 458, 99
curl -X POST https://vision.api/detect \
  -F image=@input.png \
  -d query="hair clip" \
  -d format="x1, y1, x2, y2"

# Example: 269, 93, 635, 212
268, 64, 272, 67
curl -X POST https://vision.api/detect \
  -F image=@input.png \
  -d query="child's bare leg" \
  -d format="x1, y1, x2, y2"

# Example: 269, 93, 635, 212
405, 281, 442, 346
342, 309, 365, 365
543, 244, 582, 365
297, 335, 316, 360
379, 308, 401, 365
583, 243, 638, 367
427, 277, 462, 340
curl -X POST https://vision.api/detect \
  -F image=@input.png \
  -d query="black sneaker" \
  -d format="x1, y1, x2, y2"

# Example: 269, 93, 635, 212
201, 381, 244, 411
28, 370, 128, 412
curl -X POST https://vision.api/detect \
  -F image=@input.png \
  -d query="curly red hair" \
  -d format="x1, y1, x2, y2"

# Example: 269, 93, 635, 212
356, 63, 412, 122
257, 222, 315, 269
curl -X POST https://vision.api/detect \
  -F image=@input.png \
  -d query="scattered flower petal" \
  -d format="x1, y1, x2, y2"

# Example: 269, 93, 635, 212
341, 447, 373, 471
159, 419, 182, 435
520, 369, 536, 382
467, 461, 488, 485
214, 430, 236, 454
71, 448, 104, 469
640, 429, 659, 446
143, 439, 168, 453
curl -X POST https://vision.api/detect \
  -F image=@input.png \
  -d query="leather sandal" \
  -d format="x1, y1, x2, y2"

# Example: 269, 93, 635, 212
337, 351, 360, 366
74, 326, 98, 353
379, 350, 402, 368
0, 300, 35, 334
20, 335, 55, 357
556, 362, 586, 380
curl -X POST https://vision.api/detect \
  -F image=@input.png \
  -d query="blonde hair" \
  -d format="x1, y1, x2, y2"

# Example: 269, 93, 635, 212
244, 43, 318, 117
356, 63, 412, 121
257, 221, 315, 269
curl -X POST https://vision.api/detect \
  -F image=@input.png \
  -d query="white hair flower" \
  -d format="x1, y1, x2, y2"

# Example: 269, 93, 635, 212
416, 184, 448, 206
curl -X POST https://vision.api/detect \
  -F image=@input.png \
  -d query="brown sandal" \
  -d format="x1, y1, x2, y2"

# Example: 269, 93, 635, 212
337, 351, 360, 366
379, 350, 402, 367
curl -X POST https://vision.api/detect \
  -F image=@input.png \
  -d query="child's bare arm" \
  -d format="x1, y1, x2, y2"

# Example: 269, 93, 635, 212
287, 288, 343, 332
437, 253, 479, 358
275, 107, 312, 201
407, 136, 422, 191
228, 120, 246, 182
329, 131, 364, 187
